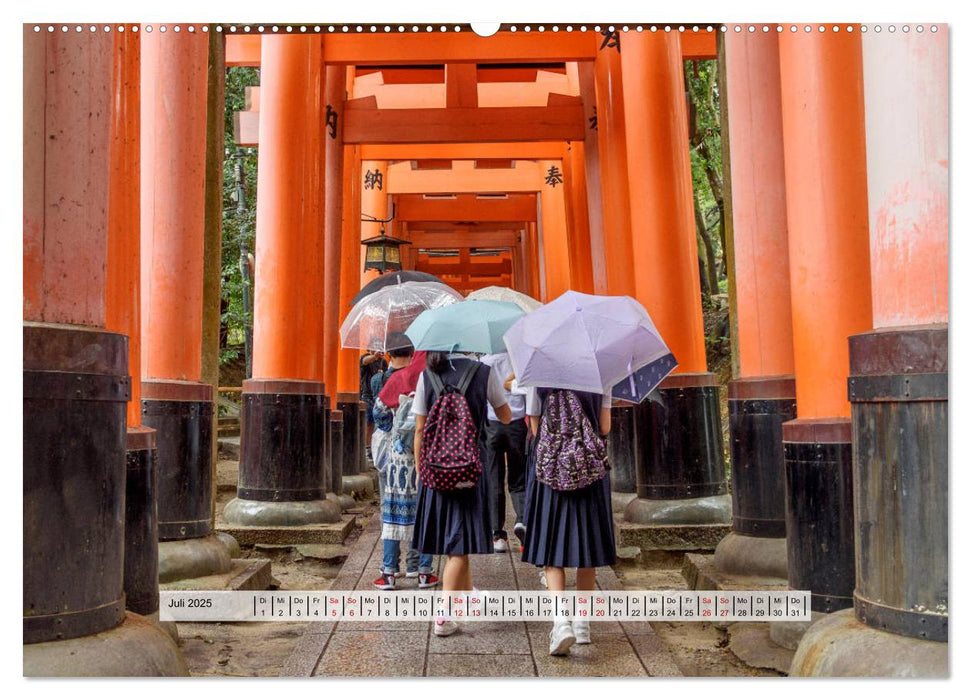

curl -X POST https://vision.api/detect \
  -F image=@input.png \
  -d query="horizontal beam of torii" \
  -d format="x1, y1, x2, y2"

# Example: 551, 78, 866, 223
225, 31, 717, 66
395, 193, 537, 221
385, 160, 555, 194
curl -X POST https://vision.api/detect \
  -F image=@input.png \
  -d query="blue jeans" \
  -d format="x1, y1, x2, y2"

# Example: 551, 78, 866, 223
382, 539, 433, 575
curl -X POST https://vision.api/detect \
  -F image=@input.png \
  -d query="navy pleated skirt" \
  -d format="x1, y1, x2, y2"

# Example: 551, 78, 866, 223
521, 447, 616, 569
412, 462, 494, 556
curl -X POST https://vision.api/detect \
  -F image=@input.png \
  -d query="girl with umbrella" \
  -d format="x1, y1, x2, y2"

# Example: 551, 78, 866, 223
405, 301, 524, 638
503, 291, 678, 656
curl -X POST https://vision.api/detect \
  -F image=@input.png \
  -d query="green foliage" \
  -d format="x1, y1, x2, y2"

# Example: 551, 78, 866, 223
686, 59, 725, 275
220, 67, 260, 367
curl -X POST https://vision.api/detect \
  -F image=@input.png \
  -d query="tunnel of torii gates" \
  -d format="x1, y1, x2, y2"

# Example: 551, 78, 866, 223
24, 24, 947, 675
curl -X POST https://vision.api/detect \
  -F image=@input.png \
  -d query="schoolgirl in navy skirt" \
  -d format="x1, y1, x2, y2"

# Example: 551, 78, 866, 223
411, 352, 511, 636
521, 387, 615, 654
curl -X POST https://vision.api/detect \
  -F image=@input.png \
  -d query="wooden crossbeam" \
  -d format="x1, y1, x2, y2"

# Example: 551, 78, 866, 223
408, 231, 519, 248
417, 260, 513, 275
361, 142, 567, 160
387, 160, 545, 194
342, 101, 585, 144
225, 32, 717, 67
396, 193, 536, 221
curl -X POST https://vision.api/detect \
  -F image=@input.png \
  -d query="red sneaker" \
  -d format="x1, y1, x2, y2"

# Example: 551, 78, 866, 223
373, 573, 396, 590
418, 573, 439, 589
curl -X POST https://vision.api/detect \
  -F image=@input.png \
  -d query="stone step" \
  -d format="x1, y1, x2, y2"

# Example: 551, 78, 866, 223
680, 552, 788, 592
216, 514, 357, 546
159, 558, 274, 592
217, 436, 241, 460
616, 519, 731, 555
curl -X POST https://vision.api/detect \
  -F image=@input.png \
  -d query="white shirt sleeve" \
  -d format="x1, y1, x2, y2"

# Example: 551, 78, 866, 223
410, 374, 428, 416
525, 387, 542, 417
486, 365, 509, 410
601, 392, 612, 409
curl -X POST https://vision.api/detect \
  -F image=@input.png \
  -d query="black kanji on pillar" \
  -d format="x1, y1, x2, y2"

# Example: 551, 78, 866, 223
325, 104, 338, 139
364, 168, 383, 190
600, 28, 620, 52
545, 165, 564, 188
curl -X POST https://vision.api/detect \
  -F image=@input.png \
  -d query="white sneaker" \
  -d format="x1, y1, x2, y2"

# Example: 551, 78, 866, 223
434, 618, 459, 637
405, 571, 419, 579
539, 570, 547, 589
573, 619, 591, 644
513, 522, 526, 541
493, 537, 509, 553
549, 622, 576, 656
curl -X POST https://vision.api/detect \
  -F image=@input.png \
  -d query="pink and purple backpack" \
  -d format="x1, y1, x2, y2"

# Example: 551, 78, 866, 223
534, 390, 609, 491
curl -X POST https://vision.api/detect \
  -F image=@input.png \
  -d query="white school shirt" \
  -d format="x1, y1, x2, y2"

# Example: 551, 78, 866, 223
410, 354, 508, 417
479, 352, 527, 421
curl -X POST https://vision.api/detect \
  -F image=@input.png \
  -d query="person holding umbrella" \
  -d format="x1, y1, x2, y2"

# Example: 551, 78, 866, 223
405, 300, 522, 638
504, 291, 677, 656
339, 281, 464, 462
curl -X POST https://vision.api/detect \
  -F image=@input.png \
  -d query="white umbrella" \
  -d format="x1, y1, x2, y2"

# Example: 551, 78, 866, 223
502, 290, 677, 400
340, 281, 463, 352
467, 286, 542, 313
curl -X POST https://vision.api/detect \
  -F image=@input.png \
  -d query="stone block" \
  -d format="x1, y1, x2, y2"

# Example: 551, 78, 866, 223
216, 514, 356, 546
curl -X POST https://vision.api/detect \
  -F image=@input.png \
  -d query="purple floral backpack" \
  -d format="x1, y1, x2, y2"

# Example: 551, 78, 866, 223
534, 390, 609, 491
418, 364, 482, 491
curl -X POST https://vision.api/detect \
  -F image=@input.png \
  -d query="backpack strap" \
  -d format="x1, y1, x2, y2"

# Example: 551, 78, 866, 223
455, 362, 478, 396
426, 369, 445, 396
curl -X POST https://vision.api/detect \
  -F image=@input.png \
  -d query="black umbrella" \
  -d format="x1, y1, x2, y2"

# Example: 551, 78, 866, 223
351, 271, 455, 305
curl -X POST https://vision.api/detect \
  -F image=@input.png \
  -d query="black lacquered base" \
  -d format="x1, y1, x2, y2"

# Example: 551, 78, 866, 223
124, 427, 160, 617
141, 380, 214, 541
728, 376, 797, 538
635, 373, 728, 500
237, 379, 328, 502
607, 403, 637, 494
848, 324, 948, 642
24, 323, 130, 643
330, 410, 344, 495
337, 392, 362, 477
783, 419, 854, 614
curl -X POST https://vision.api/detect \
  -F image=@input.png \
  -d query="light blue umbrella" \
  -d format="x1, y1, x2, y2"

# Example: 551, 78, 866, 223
502, 290, 677, 399
405, 300, 524, 354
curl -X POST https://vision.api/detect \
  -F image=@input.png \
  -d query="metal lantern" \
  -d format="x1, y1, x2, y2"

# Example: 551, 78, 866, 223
361, 203, 405, 273
361, 230, 410, 274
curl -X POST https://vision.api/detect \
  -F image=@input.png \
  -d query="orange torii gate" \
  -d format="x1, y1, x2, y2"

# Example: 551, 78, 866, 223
23, 25, 948, 677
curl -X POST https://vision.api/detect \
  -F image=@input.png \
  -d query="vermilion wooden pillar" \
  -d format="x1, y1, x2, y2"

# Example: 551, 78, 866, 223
620, 32, 729, 527
23, 28, 185, 674
538, 159, 571, 300
23, 24, 128, 648
322, 63, 346, 413
714, 29, 797, 580
226, 35, 339, 526
796, 27, 948, 672
105, 26, 163, 622
577, 61, 608, 293
593, 41, 636, 297
360, 159, 389, 289
140, 28, 219, 552
564, 142, 594, 293
337, 145, 362, 395
336, 145, 368, 483
778, 29, 872, 616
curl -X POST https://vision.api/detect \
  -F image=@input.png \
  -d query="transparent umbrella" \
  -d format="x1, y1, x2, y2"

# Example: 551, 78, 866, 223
340, 281, 463, 352
466, 286, 542, 313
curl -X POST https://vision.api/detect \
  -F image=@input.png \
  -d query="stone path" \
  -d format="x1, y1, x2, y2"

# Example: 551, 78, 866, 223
281, 514, 682, 678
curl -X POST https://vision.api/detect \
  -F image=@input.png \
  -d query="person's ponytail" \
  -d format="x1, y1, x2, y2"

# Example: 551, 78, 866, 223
426, 351, 449, 374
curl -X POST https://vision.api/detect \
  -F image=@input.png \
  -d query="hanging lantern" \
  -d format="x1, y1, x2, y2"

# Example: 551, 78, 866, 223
362, 229, 410, 274
361, 203, 405, 273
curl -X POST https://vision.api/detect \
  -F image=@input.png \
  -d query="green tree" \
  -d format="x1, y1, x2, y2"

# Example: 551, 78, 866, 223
220, 67, 260, 367
685, 59, 726, 298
